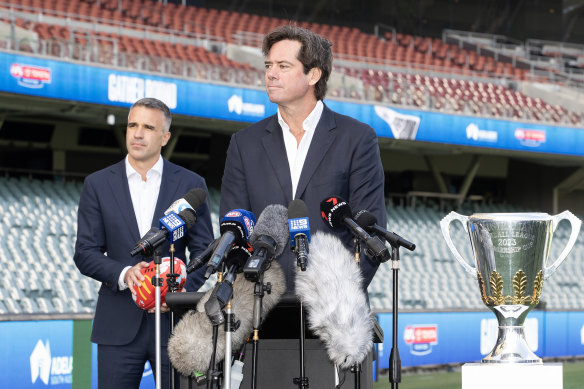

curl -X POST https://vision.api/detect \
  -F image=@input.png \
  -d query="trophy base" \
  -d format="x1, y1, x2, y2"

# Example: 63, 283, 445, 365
482, 325, 542, 364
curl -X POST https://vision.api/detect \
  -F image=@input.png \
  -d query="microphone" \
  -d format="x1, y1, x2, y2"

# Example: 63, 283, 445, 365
168, 261, 286, 376
243, 204, 289, 282
205, 243, 254, 324
204, 209, 256, 279
295, 231, 374, 369
319, 196, 390, 262
186, 238, 219, 274
130, 190, 206, 257
288, 199, 310, 271
354, 210, 416, 251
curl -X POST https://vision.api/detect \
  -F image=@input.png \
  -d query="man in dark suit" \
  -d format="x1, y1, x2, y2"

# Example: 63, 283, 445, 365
220, 25, 386, 292
74, 98, 214, 388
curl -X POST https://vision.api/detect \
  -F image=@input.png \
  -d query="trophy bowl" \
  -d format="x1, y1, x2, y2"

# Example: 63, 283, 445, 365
440, 211, 581, 363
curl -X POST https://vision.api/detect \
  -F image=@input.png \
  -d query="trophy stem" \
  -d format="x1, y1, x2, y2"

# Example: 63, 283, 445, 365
482, 325, 542, 364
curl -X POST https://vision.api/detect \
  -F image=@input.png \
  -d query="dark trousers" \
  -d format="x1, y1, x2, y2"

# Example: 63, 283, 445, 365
98, 313, 170, 389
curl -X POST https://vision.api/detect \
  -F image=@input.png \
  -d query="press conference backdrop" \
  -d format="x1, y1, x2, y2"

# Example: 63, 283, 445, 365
2, 51, 584, 158
2, 311, 583, 388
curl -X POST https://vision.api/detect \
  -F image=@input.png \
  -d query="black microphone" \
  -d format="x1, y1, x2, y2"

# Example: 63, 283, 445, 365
130, 189, 206, 257
354, 210, 416, 251
206, 243, 254, 324
288, 199, 310, 271
186, 238, 219, 274
204, 209, 256, 279
320, 196, 390, 262
243, 204, 289, 282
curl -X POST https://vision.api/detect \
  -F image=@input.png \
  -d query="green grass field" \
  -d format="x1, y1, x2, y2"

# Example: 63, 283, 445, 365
372, 360, 584, 389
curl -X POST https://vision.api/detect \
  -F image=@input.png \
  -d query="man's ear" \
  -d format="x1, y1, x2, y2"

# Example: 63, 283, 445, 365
308, 68, 322, 86
162, 131, 171, 147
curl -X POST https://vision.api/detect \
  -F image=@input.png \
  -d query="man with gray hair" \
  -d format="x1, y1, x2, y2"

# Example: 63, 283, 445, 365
74, 97, 214, 388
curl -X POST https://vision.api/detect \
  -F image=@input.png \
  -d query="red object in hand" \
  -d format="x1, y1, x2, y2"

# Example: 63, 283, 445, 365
131, 257, 187, 310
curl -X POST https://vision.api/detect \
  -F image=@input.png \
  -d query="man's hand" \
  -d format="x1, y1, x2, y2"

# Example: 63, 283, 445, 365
125, 261, 149, 294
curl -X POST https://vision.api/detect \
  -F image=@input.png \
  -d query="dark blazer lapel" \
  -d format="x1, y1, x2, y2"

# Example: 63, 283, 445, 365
295, 105, 336, 199
108, 160, 141, 241
262, 116, 293, 202
153, 159, 181, 224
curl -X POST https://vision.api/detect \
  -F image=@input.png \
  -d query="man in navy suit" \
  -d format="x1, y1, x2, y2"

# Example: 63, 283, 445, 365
220, 25, 386, 292
74, 98, 214, 388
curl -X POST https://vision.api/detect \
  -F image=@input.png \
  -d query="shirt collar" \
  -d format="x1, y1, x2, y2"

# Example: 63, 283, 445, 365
125, 155, 164, 180
277, 100, 324, 134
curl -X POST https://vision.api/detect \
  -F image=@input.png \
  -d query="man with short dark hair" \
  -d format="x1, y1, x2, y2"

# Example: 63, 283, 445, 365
74, 97, 214, 388
220, 25, 386, 292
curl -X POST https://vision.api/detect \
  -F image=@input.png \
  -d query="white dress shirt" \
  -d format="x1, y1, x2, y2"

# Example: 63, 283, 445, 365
279, 100, 323, 199
118, 155, 164, 290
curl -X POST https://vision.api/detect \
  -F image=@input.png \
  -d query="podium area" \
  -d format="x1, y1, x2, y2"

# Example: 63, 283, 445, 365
168, 292, 378, 389
462, 363, 563, 389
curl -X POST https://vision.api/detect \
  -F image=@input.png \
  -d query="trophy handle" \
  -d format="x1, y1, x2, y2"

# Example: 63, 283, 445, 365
439, 211, 477, 279
544, 210, 582, 279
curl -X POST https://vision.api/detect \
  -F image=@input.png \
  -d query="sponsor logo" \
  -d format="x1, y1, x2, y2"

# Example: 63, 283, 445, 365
466, 123, 498, 143
162, 213, 184, 230
515, 128, 546, 147
480, 318, 538, 355
10, 63, 51, 88
374, 106, 420, 140
30, 340, 72, 385
227, 94, 265, 117
225, 211, 242, 218
404, 325, 438, 355
108, 74, 177, 108
290, 218, 309, 231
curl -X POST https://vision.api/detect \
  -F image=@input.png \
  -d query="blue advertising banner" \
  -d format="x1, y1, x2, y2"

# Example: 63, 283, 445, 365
1, 51, 583, 156
0, 320, 73, 388
376, 310, 584, 368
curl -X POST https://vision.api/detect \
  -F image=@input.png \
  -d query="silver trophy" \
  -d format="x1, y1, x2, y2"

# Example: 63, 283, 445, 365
440, 211, 581, 363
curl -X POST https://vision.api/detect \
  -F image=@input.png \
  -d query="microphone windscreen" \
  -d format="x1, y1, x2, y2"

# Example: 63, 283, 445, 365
249, 204, 289, 257
295, 231, 373, 369
319, 196, 352, 229
184, 188, 207, 209
178, 208, 197, 229
353, 209, 377, 229
220, 209, 256, 240
288, 199, 309, 219
168, 261, 286, 375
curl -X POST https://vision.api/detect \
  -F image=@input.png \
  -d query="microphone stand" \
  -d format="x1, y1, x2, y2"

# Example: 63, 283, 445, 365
222, 265, 240, 389
351, 238, 362, 389
153, 249, 163, 389
293, 254, 309, 389
389, 246, 401, 389
251, 273, 271, 389
167, 244, 178, 389
206, 271, 224, 389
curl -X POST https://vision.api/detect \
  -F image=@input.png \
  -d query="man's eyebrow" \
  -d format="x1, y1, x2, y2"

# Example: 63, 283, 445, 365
265, 60, 293, 65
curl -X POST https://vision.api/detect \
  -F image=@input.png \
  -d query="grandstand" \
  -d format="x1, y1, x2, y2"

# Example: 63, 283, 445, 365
0, 0, 582, 311
1, 0, 583, 125
0, 175, 582, 314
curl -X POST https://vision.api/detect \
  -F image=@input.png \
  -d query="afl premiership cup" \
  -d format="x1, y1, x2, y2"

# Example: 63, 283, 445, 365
440, 211, 581, 363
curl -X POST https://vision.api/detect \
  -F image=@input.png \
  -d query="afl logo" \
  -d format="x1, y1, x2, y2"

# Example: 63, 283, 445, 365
243, 216, 254, 234
226, 211, 242, 218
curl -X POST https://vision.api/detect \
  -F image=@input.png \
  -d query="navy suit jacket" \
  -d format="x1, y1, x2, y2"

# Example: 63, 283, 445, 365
74, 158, 214, 345
220, 104, 386, 292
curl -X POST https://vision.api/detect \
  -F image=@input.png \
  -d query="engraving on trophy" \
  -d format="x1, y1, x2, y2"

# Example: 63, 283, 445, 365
478, 270, 544, 306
